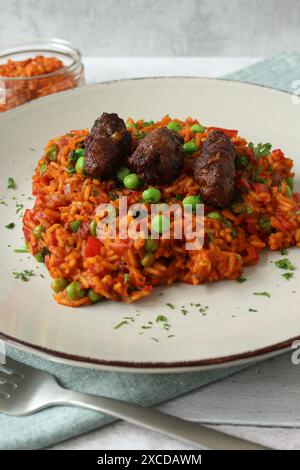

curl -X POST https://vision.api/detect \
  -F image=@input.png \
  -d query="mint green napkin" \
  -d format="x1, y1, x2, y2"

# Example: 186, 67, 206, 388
1, 52, 299, 450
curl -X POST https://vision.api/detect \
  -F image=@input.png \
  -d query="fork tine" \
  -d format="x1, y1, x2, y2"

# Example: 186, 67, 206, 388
0, 381, 16, 394
0, 371, 18, 385
0, 390, 10, 400
2, 356, 25, 376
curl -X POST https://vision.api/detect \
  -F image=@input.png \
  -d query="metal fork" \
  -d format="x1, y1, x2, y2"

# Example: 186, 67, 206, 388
0, 357, 268, 450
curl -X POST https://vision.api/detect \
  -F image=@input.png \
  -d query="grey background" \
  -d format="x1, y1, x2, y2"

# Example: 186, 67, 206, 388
0, 0, 299, 57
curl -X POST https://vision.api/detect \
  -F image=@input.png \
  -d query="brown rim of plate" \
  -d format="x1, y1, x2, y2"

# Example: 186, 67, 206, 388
0, 331, 297, 370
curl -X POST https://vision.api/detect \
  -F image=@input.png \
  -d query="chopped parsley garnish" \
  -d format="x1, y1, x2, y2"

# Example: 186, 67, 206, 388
280, 248, 288, 256
237, 276, 247, 283
259, 216, 271, 231
136, 131, 146, 140
251, 166, 263, 182
67, 165, 76, 175
166, 303, 175, 309
123, 316, 134, 322
124, 273, 130, 283
16, 203, 24, 214
285, 186, 293, 198
181, 309, 188, 316
253, 292, 271, 298
142, 120, 154, 127
156, 315, 168, 323
274, 258, 295, 271
69, 150, 78, 162
286, 177, 294, 189
7, 177, 16, 189
13, 269, 34, 282
114, 320, 128, 330
249, 308, 258, 312
249, 142, 272, 158
282, 272, 294, 281
235, 154, 249, 169
5, 223, 15, 229
206, 229, 214, 242
231, 228, 237, 238
14, 247, 29, 253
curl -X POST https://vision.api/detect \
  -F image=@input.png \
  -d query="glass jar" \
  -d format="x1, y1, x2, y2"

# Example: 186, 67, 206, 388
0, 38, 85, 112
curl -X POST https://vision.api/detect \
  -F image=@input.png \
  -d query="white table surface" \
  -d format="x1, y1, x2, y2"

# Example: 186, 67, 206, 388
50, 57, 300, 451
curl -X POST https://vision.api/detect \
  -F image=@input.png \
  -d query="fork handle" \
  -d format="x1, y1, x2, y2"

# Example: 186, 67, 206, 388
55, 389, 269, 450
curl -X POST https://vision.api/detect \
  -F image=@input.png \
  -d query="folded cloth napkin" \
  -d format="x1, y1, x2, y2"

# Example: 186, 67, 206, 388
1, 52, 299, 450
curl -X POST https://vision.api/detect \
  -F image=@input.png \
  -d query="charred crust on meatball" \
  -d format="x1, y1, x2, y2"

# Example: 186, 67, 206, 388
128, 127, 184, 185
193, 130, 236, 207
84, 112, 132, 179
84, 135, 120, 179
90, 112, 131, 157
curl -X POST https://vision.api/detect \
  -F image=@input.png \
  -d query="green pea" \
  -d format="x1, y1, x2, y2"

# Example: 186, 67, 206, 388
123, 173, 140, 190
66, 285, 76, 298
190, 123, 205, 133
207, 212, 222, 220
40, 163, 47, 175
70, 220, 82, 233
151, 214, 170, 234
142, 187, 161, 203
46, 146, 58, 162
140, 252, 155, 267
89, 220, 97, 237
33, 224, 45, 239
145, 238, 157, 252
51, 278, 68, 293
117, 166, 131, 183
34, 251, 45, 263
183, 140, 198, 154
182, 194, 202, 211
167, 121, 182, 132
75, 156, 85, 174
88, 288, 102, 303
66, 281, 86, 300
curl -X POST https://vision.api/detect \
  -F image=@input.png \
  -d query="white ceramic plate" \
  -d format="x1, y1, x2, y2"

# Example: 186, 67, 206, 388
0, 78, 299, 372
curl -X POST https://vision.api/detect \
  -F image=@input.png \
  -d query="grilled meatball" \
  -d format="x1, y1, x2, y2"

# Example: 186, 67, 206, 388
84, 135, 120, 179
193, 130, 236, 207
128, 127, 184, 184
90, 112, 131, 157
84, 112, 132, 179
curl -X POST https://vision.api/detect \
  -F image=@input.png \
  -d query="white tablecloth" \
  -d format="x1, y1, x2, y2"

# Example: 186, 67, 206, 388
50, 57, 299, 450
